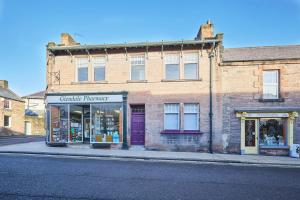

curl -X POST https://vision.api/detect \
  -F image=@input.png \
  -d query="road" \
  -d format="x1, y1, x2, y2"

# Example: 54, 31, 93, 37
0, 136, 44, 146
0, 154, 299, 200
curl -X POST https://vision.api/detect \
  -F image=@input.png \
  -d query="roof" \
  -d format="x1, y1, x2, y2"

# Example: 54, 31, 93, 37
0, 87, 23, 102
223, 44, 300, 62
47, 38, 220, 52
22, 91, 45, 99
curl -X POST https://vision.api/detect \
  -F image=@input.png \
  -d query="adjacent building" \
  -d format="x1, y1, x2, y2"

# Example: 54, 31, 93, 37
0, 80, 25, 135
22, 91, 45, 135
45, 21, 300, 156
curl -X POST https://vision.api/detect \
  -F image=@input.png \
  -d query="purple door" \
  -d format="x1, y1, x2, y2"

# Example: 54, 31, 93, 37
131, 105, 145, 145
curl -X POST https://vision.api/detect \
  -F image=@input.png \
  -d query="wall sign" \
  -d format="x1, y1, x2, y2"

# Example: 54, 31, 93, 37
46, 94, 123, 104
245, 113, 289, 118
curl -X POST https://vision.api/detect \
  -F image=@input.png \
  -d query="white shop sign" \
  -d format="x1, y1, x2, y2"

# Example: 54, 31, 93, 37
46, 94, 123, 104
245, 113, 289, 118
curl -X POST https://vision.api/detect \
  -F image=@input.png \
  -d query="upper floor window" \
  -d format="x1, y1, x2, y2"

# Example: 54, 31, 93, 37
164, 103, 180, 130
93, 57, 105, 81
184, 103, 199, 130
184, 53, 198, 79
4, 115, 11, 127
165, 54, 180, 80
4, 99, 11, 109
76, 58, 89, 82
263, 70, 279, 99
131, 55, 145, 80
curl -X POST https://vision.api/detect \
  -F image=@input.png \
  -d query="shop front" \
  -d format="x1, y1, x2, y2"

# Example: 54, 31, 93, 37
236, 111, 299, 156
45, 92, 128, 148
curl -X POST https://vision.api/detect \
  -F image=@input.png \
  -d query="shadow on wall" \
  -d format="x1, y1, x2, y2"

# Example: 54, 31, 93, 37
0, 127, 24, 136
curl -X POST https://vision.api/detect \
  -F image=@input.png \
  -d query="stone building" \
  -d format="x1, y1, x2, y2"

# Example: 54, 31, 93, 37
0, 80, 25, 135
22, 91, 45, 135
45, 21, 300, 155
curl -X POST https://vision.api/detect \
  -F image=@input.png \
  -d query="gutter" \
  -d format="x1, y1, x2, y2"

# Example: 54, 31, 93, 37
209, 42, 216, 154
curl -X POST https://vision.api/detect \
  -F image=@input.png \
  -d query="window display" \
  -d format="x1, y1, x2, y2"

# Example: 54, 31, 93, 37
50, 105, 68, 143
259, 118, 287, 146
91, 103, 122, 143
69, 105, 83, 143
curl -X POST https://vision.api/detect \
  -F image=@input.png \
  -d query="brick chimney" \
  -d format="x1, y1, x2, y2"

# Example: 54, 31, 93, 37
196, 20, 214, 40
0, 80, 8, 89
61, 33, 79, 46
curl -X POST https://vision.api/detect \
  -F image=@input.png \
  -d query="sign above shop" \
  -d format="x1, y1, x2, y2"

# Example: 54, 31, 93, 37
46, 94, 123, 104
244, 113, 289, 118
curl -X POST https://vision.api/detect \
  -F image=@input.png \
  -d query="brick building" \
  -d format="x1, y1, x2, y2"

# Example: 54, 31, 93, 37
45, 21, 300, 155
0, 80, 25, 135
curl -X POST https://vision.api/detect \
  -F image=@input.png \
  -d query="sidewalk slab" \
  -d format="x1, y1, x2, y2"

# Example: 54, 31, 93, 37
0, 141, 299, 167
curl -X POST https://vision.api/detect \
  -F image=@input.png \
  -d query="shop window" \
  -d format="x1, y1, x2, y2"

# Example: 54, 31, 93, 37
76, 58, 89, 82
4, 115, 11, 127
184, 53, 198, 79
184, 103, 199, 130
50, 105, 68, 143
263, 70, 279, 99
164, 103, 180, 130
131, 55, 145, 80
93, 57, 105, 81
4, 99, 11, 109
91, 103, 122, 143
259, 118, 287, 146
165, 54, 180, 80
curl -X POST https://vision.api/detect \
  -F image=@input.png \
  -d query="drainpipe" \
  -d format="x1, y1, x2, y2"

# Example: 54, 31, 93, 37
209, 42, 216, 154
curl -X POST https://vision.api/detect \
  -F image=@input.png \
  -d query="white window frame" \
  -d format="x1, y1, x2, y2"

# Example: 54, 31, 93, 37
76, 57, 89, 82
263, 70, 279, 99
92, 56, 106, 81
4, 115, 11, 127
183, 103, 199, 130
130, 55, 145, 81
164, 103, 180, 130
183, 53, 199, 80
165, 54, 180, 80
4, 99, 11, 109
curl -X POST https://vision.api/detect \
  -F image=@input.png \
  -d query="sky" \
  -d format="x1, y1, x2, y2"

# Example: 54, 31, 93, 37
0, 0, 299, 96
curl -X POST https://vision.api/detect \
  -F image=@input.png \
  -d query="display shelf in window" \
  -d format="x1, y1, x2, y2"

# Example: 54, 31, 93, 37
50, 105, 68, 143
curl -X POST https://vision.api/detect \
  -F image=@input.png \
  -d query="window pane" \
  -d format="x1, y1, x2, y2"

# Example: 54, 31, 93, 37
131, 65, 145, 80
184, 63, 198, 79
166, 64, 179, 80
93, 57, 105, 67
184, 114, 198, 130
263, 70, 278, 99
259, 119, 287, 146
94, 67, 105, 81
184, 53, 198, 63
131, 56, 145, 65
165, 104, 179, 113
50, 105, 68, 143
78, 68, 88, 81
4, 116, 10, 127
165, 55, 180, 64
164, 114, 179, 130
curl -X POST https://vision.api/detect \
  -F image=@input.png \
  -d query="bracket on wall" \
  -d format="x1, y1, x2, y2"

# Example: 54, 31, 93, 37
201, 44, 204, 57
104, 48, 108, 61
180, 40, 184, 58
85, 49, 90, 62
161, 41, 164, 59
66, 50, 73, 63
124, 46, 128, 61
145, 44, 149, 59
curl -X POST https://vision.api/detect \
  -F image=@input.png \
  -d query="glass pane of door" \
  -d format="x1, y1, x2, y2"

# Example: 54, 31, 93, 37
245, 120, 256, 147
69, 105, 83, 143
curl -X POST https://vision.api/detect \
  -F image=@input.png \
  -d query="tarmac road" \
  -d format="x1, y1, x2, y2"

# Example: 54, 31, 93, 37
0, 154, 299, 200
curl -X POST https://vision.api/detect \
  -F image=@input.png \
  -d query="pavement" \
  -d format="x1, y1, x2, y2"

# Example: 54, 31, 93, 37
0, 135, 44, 146
0, 140, 299, 167
1, 154, 300, 200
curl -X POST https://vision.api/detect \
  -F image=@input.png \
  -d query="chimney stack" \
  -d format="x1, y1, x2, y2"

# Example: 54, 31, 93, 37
61, 33, 79, 46
0, 80, 8, 89
196, 20, 214, 40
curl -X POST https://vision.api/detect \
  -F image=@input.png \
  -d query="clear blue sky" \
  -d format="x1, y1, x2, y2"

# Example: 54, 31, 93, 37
0, 0, 299, 96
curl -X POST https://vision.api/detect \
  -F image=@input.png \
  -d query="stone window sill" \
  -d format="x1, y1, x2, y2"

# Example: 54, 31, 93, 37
126, 80, 148, 83
71, 81, 108, 84
259, 145, 289, 149
161, 130, 202, 135
161, 79, 202, 82
258, 98, 284, 102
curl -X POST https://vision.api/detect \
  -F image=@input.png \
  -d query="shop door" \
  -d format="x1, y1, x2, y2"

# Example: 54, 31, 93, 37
244, 119, 258, 154
131, 105, 145, 145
